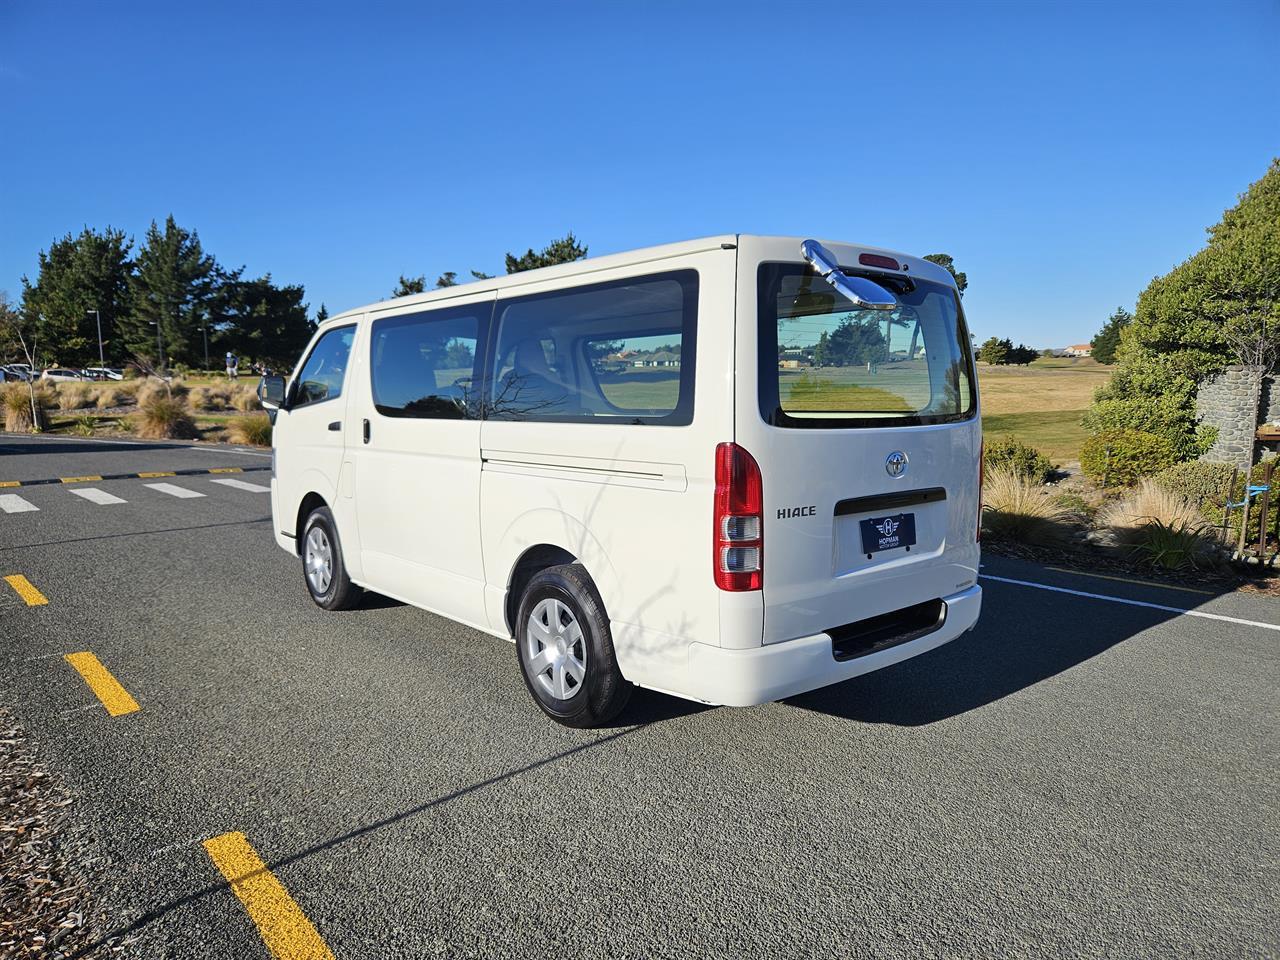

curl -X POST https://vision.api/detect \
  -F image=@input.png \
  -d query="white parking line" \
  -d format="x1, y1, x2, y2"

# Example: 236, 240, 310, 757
144, 482, 205, 499
68, 487, 127, 505
0, 494, 39, 513
980, 573, 1280, 633
210, 478, 270, 493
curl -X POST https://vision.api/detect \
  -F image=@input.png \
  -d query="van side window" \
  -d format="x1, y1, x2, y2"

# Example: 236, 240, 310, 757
292, 325, 356, 408
370, 306, 483, 419
488, 271, 697, 425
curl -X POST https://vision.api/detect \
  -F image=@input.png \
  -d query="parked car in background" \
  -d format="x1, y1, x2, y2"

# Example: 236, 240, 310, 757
81, 367, 124, 381
40, 368, 87, 382
2, 363, 34, 381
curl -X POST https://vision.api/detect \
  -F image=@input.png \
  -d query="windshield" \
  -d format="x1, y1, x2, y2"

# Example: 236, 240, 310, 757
757, 263, 976, 428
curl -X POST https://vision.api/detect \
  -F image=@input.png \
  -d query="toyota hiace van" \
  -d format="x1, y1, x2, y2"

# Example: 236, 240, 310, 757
260, 236, 983, 727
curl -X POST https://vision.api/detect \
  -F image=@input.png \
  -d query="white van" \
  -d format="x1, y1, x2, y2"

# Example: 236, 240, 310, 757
260, 236, 982, 727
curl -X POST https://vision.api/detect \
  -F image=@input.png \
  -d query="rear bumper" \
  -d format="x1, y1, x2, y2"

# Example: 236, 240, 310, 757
686, 584, 981, 707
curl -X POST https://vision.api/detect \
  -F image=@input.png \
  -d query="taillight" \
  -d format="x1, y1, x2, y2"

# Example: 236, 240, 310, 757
976, 439, 984, 542
714, 442, 763, 591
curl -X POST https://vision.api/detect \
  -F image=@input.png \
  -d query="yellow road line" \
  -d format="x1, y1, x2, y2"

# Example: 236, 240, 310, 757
137, 471, 176, 478
203, 832, 334, 960
4, 574, 49, 606
1044, 566, 1215, 596
209, 467, 244, 474
63, 651, 140, 716
0, 480, 20, 488
59, 475, 103, 484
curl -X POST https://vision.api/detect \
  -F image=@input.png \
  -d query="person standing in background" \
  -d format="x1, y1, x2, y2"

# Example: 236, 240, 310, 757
225, 351, 239, 379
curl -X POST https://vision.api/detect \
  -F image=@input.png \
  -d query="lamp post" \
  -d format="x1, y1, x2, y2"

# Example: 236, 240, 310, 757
149, 320, 166, 374
86, 308, 105, 368
200, 320, 210, 373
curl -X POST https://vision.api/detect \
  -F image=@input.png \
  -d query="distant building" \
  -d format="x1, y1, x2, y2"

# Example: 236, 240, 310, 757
1062, 344, 1092, 357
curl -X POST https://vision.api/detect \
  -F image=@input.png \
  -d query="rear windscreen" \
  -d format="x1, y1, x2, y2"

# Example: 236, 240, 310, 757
757, 263, 976, 428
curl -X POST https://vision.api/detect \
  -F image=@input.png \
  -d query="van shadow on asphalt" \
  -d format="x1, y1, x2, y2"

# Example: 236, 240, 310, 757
784, 578, 1233, 725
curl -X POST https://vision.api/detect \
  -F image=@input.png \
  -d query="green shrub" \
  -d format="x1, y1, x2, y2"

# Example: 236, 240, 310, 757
1127, 519, 1220, 571
1083, 159, 1280, 461
1080, 429, 1177, 487
984, 436, 1054, 483
1054, 491, 1097, 520
1153, 460, 1235, 507
72, 414, 96, 437
1195, 460, 1280, 546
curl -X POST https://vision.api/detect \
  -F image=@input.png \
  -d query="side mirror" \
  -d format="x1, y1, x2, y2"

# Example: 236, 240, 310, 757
258, 375, 287, 410
800, 239, 898, 311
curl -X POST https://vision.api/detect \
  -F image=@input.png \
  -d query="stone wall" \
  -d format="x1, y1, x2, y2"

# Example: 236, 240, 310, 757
1196, 365, 1265, 468
1260, 374, 1280, 425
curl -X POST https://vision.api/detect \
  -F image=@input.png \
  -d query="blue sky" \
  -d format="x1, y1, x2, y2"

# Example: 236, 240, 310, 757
2, 0, 1277, 347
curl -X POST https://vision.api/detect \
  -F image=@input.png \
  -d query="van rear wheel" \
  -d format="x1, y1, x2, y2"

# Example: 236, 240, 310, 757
515, 564, 631, 728
301, 506, 363, 611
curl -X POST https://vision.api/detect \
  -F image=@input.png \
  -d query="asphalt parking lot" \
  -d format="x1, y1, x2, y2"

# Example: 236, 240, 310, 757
2, 433, 1277, 959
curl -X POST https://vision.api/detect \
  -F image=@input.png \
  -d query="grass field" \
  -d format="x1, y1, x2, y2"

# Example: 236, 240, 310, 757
979, 357, 1109, 464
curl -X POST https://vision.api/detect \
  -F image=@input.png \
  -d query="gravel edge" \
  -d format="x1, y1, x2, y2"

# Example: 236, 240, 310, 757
0, 706, 130, 958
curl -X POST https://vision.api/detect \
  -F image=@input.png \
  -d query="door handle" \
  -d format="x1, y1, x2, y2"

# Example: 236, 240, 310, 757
362, 419, 370, 444
327, 421, 341, 431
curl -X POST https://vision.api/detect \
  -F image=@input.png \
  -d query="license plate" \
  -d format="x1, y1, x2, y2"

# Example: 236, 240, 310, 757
859, 513, 916, 554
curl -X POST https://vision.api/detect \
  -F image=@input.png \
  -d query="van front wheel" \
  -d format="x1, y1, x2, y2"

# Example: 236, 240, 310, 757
515, 564, 631, 728
301, 506, 363, 611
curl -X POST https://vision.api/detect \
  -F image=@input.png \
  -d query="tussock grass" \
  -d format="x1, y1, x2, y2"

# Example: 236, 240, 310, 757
980, 466, 1072, 542
1098, 481, 1203, 532
188, 385, 233, 412
1098, 481, 1218, 570
92, 385, 130, 410
228, 413, 272, 446
132, 395, 198, 440
2, 382, 49, 432
54, 382, 93, 411
230, 384, 260, 412
136, 379, 190, 407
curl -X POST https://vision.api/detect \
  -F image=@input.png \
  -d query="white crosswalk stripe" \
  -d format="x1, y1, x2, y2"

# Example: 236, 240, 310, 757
0, 493, 39, 513
209, 478, 270, 493
144, 482, 205, 499
68, 487, 127, 505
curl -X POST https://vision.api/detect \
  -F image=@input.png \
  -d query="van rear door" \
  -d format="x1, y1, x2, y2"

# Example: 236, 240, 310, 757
732, 237, 982, 645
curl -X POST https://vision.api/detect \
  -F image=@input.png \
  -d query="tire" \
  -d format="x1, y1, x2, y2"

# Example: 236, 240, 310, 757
300, 506, 363, 611
515, 563, 632, 728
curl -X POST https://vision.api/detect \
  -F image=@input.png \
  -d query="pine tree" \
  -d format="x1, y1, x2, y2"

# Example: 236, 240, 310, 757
504, 233, 588, 273
216, 275, 316, 367
20, 227, 133, 366
978, 336, 1009, 365
125, 216, 220, 368
923, 253, 968, 296
1090, 307, 1132, 364
392, 275, 426, 297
